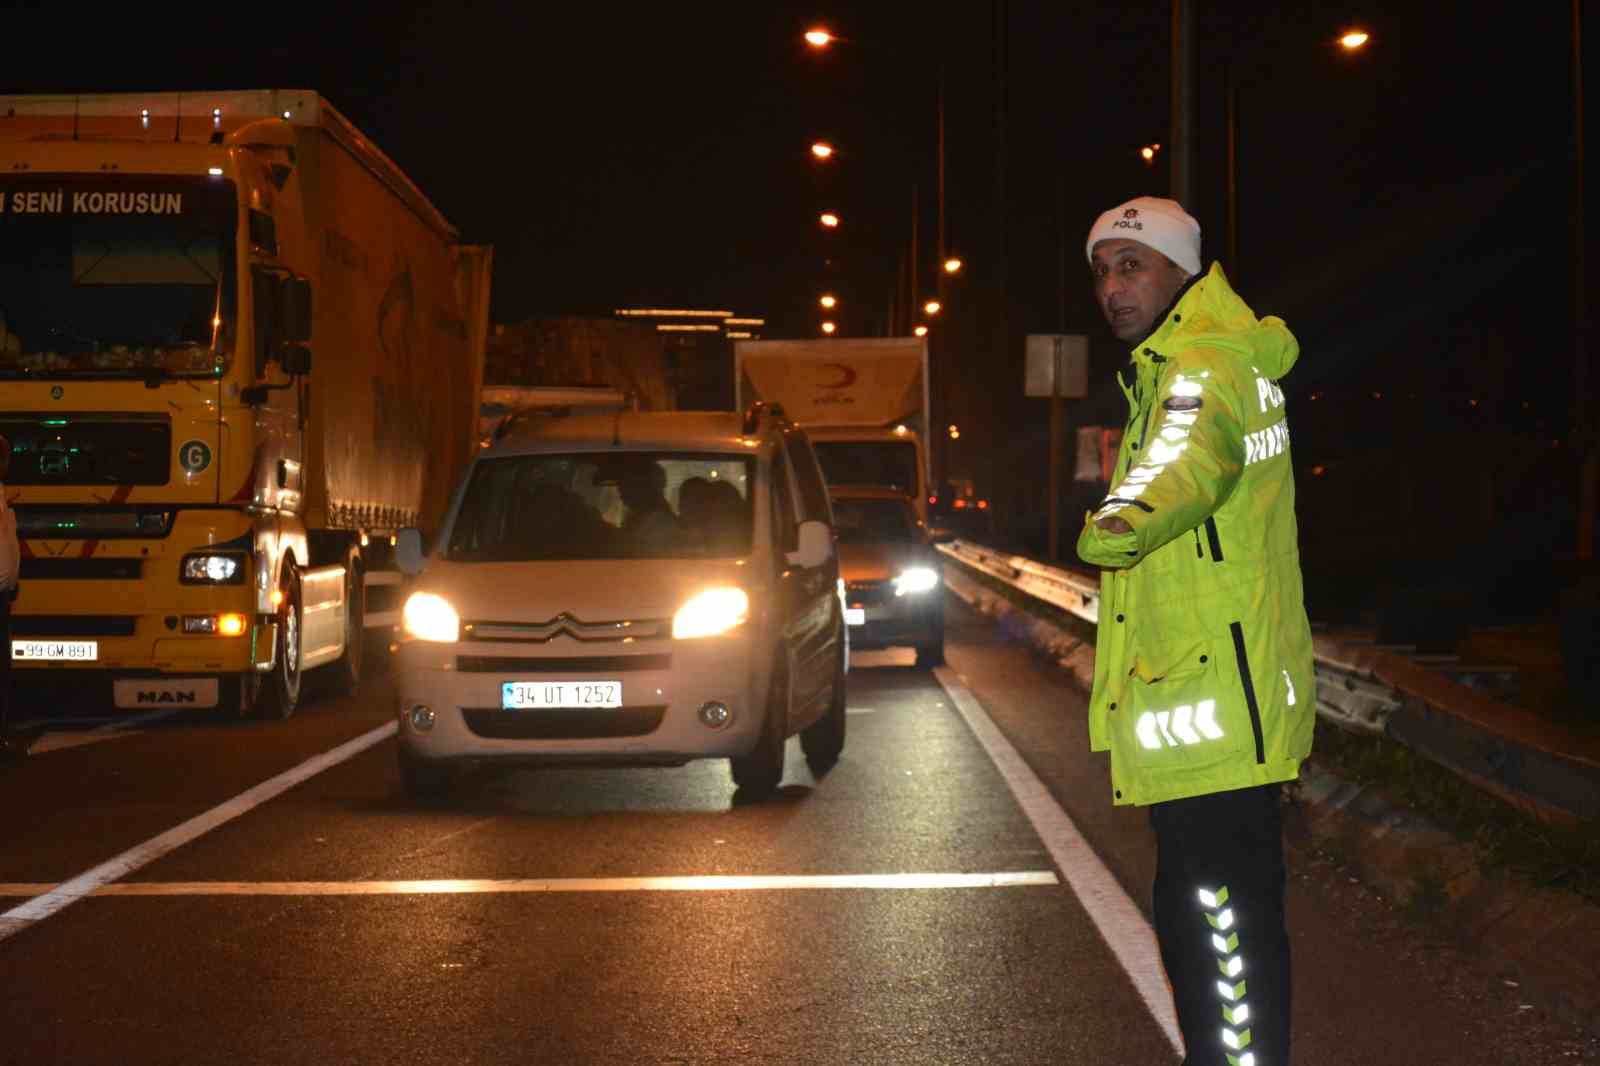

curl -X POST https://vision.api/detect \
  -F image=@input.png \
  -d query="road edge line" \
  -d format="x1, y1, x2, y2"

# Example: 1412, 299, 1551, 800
933, 665, 1183, 1055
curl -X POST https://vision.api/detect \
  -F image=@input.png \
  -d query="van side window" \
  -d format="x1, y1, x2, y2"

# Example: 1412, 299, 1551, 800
784, 428, 832, 524
770, 447, 799, 554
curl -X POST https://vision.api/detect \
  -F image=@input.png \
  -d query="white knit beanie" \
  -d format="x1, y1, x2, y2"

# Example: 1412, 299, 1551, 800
1085, 196, 1202, 277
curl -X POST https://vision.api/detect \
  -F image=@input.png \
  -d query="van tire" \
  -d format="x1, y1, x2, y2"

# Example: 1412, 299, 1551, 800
801, 644, 846, 772
399, 749, 452, 800
731, 656, 787, 798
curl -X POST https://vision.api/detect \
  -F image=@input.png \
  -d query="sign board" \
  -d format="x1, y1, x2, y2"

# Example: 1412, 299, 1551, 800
1024, 334, 1088, 398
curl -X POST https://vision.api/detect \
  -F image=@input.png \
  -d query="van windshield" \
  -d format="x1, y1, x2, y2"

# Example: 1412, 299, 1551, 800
0, 176, 237, 380
446, 452, 754, 561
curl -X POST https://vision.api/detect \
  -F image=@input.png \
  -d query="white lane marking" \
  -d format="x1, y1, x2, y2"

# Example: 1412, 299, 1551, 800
0, 722, 397, 943
1, 871, 1058, 898
933, 666, 1184, 1056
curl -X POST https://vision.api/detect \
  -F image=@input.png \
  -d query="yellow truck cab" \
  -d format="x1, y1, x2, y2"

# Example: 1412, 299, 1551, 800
0, 90, 491, 717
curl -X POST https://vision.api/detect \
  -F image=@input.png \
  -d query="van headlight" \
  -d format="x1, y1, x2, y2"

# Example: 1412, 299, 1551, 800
402, 592, 461, 643
673, 587, 750, 639
894, 566, 940, 596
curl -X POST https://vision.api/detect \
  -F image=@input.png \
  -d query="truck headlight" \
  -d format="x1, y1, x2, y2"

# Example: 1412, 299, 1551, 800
180, 552, 246, 584
402, 592, 461, 643
894, 566, 940, 596
673, 587, 750, 639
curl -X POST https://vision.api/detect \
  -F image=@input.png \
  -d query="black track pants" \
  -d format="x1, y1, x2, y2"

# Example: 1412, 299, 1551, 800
1151, 783, 1290, 1066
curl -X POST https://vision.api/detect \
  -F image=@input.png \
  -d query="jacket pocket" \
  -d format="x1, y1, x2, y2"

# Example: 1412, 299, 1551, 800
1111, 639, 1250, 774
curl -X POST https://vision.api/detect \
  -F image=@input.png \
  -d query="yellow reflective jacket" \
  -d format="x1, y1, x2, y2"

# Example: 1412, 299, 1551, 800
1076, 263, 1315, 806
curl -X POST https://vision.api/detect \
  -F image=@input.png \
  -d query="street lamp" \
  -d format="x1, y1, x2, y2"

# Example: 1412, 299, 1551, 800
821, 321, 837, 335
914, 324, 929, 337
1339, 30, 1370, 50
820, 294, 837, 309
811, 141, 835, 160
819, 212, 840, 228
804, 28, 834, 48
1140, 143, 1162, 165
943, 257, 963, 275
924, 300, 942, 315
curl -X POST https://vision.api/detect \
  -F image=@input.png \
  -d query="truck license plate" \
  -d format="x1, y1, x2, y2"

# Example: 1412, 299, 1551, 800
844, 608, 865, 626
502, 680, 622, 710
12, 640, 98, 662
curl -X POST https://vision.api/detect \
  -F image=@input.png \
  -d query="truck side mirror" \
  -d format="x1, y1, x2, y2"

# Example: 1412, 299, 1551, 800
281, 277, 312, 344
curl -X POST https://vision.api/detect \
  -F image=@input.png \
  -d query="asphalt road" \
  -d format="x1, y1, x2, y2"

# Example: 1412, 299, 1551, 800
1, 598, 1594, 1065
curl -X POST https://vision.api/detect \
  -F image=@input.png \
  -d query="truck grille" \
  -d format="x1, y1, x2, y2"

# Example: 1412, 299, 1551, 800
20, 558, 144, 580
0, 413, 171, 485
12, 615, 137, 637
461, 706, 667, 739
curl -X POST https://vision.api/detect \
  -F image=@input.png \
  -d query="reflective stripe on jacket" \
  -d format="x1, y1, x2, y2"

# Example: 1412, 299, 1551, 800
1076, 262, 1315, 806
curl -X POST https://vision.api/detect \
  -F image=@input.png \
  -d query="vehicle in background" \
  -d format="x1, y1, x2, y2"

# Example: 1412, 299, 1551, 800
832, 485, 950, 668
391, 404, 848, 800
930, 479, 997, 543
0, 89, 491, 718
477, 384, 632, 447
733, 337, 930, 522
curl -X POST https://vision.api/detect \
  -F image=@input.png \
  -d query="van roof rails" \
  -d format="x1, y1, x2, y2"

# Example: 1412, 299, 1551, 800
741, 401, 786, 435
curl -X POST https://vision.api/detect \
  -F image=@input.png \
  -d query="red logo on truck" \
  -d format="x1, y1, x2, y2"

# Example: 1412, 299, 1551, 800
817, 363, 857, 390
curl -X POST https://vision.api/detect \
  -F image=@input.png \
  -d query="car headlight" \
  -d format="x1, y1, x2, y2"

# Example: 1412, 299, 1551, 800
180, 552, 246, 584
402, 591, 461, 643
672, 586, 750, 639
894, 566, 940, 596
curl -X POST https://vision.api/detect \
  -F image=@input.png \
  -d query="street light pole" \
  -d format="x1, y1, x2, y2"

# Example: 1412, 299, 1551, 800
1170, 0, 1194, 206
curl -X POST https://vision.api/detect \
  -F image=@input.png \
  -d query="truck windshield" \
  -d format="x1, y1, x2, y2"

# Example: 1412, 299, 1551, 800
812, 440, 920, 497
830, 496, 918, 543
446, 452, 754, 561
0, 176, 237, 380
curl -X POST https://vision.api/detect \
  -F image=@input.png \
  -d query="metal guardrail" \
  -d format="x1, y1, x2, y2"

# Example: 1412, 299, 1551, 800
937, 539, 1598, 823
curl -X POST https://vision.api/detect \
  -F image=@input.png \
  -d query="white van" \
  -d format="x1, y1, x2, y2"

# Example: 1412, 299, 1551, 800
392, 404, 847, 800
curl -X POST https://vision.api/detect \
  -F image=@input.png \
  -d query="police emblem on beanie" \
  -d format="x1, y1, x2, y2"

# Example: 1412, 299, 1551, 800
1086, 197, 1202, 277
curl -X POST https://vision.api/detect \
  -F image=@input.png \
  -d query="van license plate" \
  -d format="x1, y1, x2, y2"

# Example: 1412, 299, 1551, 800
503, 681, 622, 710
844, 608, 865, 626
12, 640, 98, 662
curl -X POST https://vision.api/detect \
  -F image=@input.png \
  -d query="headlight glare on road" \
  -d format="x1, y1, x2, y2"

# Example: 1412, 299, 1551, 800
402, 592, 461, 643
673, 586, 750, 639
894, 566, 940, 596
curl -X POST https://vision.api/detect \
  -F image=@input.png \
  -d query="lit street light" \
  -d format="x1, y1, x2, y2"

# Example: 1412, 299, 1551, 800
1339, 30, 1370, 50
819, 212, 840, 228
811, 141, 835, 160
923, 300, 942, 315
913, 324, 929, 337
821, 321, 837, 334
805, 28, 834, 48
820, 294, 837, 309
1141, 142, 1162, 165
943, 257, 963, 274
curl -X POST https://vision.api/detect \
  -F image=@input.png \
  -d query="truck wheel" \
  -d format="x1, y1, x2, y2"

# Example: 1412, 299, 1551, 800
914, 637, 946, 669
254, 562, 303, 720
801, 642, 846, 773
329, 549, 364, 695
730, 655, 787, 799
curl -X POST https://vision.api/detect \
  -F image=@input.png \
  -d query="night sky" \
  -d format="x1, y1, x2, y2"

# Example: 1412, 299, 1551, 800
3, 2, 1591, 594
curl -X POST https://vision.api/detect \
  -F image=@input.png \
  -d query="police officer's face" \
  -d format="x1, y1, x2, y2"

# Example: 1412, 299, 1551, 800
1090, 238, 1191, 343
